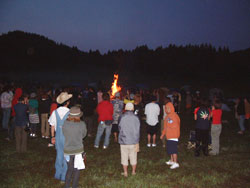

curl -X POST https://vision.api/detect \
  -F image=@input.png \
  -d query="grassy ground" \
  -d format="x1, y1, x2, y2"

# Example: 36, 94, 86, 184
0, 112, 250, 188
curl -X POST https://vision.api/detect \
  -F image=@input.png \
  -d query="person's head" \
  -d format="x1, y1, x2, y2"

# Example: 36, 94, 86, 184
151, 95, 157, 102
115, 92, 120, 99
125, 102, 134, 111
67, 106, 83, 122
165, 102, 175, 114
102, 92, 110, 101
129, 93, 135, 100
30, 92, 36, 99
18, 96, 25, 103
214, 99, 222, 109
134, 94, 141, 104
200, 97, 209, 108
164, 97, 171, 105
56, 92, 72, 106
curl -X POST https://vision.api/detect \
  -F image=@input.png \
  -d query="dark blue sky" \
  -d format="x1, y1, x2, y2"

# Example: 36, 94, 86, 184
1, 0, 250, 53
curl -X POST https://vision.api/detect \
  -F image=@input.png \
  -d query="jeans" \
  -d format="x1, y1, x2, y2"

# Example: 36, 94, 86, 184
30, 123, 38, 134
238, 115, 245, 131
65, 155, 80, 188
2, 108, 11, 130
211, 124, 222, 154
94, 122, 112, 147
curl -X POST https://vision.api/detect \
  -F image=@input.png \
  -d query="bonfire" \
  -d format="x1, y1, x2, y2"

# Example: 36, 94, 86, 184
111, 74, 121, 98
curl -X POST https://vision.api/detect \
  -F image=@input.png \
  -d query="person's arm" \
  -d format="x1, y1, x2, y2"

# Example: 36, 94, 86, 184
51, 125, 55, 144
194, 114, 197, 120
160, 118, 167, 139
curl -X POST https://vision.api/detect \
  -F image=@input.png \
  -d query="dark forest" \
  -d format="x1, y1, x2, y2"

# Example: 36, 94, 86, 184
0, 31, 249, 87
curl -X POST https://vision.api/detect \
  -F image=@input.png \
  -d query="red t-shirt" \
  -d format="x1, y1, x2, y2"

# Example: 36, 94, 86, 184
96, 101, 113, 122
212, 109, 222, 124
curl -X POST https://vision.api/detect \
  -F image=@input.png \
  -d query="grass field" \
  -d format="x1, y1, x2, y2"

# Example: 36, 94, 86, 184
0, 112, 250, 188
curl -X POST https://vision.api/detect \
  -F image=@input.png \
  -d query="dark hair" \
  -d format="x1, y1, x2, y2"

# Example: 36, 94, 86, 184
214, 99, 222, 109
102, 93, 110, 101
18, 96, 24, 102
164, 97, 171, 105
60, 99, 71, 107
200, 97, 209, 108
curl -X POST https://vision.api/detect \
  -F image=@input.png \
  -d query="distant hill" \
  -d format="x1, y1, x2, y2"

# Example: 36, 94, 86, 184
0, 30, 249, 85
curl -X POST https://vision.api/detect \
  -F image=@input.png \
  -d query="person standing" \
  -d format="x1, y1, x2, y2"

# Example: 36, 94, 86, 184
28, 93, 39, 137
63, 106, 87, 188
210, 100, 223, 155
145, 96, 160, 147
48, 92, 72, 182
160, 102, 180, 169
39, 93, 51, 139
235, 97, 246, 134
94, 93, 113, 149
111, 92, 124, 142
1, 85, 13, 130
194, 98, 211, 157
118, 103, 140, 177
14, 96, 29, 153
8, 87, 23, 140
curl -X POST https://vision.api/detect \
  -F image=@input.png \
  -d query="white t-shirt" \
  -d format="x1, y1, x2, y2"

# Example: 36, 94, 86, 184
145, 102, 160, 126
48, 106, 69, 131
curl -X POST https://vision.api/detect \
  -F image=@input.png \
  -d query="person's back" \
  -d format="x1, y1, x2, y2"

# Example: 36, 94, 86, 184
145, 102, 160, 126
119, 111, 140, 145
14, 102, 28, 126
63, 120, 87, 155
96, 100, 113, 122
195, 107, 210, 130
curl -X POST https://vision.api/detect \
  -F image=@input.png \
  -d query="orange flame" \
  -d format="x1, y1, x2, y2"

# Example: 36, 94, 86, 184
111, 74, 121, 98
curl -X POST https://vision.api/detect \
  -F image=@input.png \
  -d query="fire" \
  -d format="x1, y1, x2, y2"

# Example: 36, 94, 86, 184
111, 74, 121, 98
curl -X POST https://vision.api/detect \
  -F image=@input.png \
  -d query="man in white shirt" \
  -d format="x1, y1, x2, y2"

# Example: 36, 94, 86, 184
145, 96, 160, 147
1, 86, 13, 130
48, 92, 72, 182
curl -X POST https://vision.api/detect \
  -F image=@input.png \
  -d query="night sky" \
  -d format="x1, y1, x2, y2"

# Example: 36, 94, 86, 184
1, 0, 250, 53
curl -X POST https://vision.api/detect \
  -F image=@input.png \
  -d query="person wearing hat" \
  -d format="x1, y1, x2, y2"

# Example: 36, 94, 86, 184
28, 92, 39, 137
48, 92, 72, 182
62, 106, 87, 188
118, 102, 140, 177
111, 92, 124, 142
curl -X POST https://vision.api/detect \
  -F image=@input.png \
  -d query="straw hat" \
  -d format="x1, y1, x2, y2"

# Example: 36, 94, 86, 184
125, 102, 134, 111
56, 92, 72, 104
69, 106, 83, 118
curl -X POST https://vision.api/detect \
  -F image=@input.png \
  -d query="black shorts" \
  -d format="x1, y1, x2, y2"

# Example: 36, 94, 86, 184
166, 140, 178, 155
146, 123, 158, 135
111, 124, 119, 133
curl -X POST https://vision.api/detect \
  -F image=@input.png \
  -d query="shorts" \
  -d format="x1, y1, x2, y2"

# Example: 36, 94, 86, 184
166, 140, 178, 155
120, 145, 137, 166
111, 124, 118, 133
146, 123, 158, 135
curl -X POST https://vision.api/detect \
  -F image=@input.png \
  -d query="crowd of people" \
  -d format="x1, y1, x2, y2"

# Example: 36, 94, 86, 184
1, 82, 250, 187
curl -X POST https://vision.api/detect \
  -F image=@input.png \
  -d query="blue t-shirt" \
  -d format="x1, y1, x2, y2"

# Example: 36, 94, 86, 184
14, 103, 28, 126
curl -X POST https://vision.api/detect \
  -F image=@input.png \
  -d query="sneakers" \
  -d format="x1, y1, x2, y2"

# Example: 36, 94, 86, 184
170, 162, 179, 169
103, 146, 107, 149
45, 136, 50, 139
165, 160, 174, 165
48, 143, 54, 147
147, 144, 151, 147
94, 145, 99, 149
42, 135, 45, 138
152, 144, 157, 147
